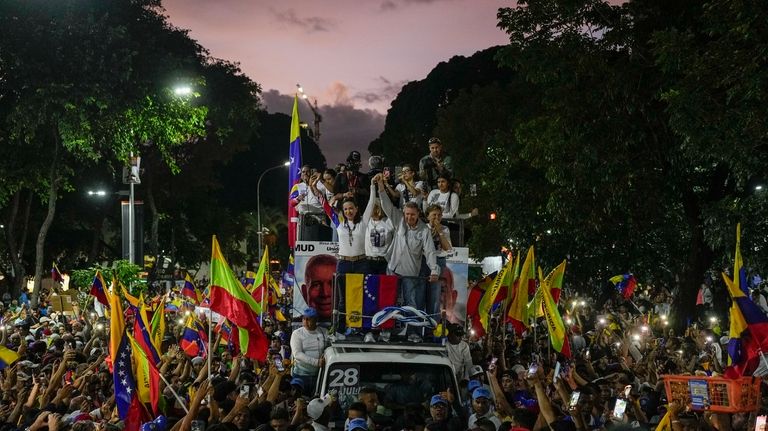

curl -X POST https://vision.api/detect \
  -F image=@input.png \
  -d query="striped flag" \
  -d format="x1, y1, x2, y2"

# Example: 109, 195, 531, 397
182, 273, 202, 304
345, 274, 398, 329
209, 236, 267, 360
287, 95, 302, 248
90, 271, 109, 308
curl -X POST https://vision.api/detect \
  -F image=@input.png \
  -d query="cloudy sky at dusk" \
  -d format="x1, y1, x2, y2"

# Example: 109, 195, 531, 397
163, 0, 510, 165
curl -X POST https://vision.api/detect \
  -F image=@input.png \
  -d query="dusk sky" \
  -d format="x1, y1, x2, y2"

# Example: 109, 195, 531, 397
163, 0, 511, 165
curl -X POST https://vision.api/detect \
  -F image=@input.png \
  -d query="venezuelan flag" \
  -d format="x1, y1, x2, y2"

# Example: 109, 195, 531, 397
0, 346, 19, 369
724, 224, 768, 375
362, 275, 398, 329
180, 315, 207, 358
609, 273, 637, 299
182, 273, 201, 304
90, 271, 109, 307
127, 333, 160, 415
287, 95, 302, 248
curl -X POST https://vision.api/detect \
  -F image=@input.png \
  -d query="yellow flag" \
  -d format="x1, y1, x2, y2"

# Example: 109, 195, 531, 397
507, 246, 534, 325
345, 274, 365, 328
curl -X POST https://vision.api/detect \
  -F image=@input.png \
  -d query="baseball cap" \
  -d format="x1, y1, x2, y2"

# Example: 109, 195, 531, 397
18, 360, 39, 368
472, 387, 492, 400
39, 317, 51, 324
190, 357, 205, 366
290, 377, 305, 389
469, 365, 484, 377
348, 418, 368, 431
467, 380, 482, 392
303, 307, 318, 318
307, 397, 330, 420
511, 364, 526, 375
430, 395, 449, 407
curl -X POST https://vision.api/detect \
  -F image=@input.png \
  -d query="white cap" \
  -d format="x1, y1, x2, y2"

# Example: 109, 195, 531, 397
469, 365, 484, 377
39, 317, 51, 324
307, 397, 331, 420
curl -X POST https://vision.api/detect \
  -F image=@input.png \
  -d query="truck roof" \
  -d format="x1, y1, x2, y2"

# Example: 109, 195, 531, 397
325, 341, 452, 364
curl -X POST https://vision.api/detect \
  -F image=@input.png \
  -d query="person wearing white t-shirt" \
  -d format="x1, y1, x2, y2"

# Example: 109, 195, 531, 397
364, 176, 395, 274
425, 204, 452, 318
389, 164, 426, 209
424, 175, 459, 218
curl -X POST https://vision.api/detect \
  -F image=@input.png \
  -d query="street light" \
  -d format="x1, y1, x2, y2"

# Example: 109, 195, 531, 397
296, 83, 322, 144
174, 85, 192, 96
257, 161, 290, 261
87, 190, 107, 196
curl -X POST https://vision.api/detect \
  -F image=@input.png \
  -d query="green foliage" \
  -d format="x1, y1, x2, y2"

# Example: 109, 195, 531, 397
375, 0, 768, 324
70, 260, 143, 294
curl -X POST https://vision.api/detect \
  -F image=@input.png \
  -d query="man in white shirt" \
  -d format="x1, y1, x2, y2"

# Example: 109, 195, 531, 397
290, 307, 328, 395
292, 166, 328, 241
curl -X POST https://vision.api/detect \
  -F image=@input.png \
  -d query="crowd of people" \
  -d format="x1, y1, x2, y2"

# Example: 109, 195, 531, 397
0, 137, 765, 431
0, 263, 765, 431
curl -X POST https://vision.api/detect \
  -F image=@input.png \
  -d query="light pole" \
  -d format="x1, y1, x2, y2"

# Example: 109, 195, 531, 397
296, 84, 322, 144
257, 161, 290, 261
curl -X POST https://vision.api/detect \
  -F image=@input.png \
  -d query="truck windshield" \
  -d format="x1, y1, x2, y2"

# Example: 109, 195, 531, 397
325, 362, 456, 410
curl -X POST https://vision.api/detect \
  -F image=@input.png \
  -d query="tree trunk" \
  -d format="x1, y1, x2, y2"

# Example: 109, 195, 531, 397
31, 131, 61, 307
3, 191, 24, 297
146, 174, 159, 256
16, 190, 33, 294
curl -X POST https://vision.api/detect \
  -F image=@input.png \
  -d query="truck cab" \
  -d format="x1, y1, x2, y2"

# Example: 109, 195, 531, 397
316, 341, 462, 416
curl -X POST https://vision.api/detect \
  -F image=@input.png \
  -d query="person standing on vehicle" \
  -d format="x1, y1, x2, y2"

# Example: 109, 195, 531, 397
378, 179, 439, 341
290, 308, 328, 395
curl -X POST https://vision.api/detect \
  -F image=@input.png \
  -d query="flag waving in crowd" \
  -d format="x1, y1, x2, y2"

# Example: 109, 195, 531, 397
209, 236, 268, 360
287, 95, 302, 249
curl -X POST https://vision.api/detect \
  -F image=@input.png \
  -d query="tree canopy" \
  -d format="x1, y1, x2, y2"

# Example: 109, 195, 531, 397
372, 0, 768, 324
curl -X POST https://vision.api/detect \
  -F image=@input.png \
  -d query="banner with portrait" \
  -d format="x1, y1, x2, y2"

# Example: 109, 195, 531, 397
292, 241, 339, 322
444, 247, 469, 324
291, 241, 469, 324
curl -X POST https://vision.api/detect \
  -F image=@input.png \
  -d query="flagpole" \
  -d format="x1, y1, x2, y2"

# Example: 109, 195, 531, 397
158, 373, 190, 414
207, 306, 212, 398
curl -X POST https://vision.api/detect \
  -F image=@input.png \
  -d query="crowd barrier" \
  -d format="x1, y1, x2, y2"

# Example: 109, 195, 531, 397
329, 272, 449, 337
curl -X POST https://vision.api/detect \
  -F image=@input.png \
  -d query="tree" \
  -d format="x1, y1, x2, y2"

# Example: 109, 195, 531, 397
0, 0, 208, 303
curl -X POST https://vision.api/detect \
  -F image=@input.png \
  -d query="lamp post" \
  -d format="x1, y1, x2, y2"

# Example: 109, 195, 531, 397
257, 161, 290, 261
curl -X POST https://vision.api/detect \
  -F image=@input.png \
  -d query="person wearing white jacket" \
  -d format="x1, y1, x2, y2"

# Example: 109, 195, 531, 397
290, 307, 328, 395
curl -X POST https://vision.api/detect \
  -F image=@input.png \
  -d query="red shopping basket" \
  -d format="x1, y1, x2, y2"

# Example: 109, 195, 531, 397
661, 374, 761, 413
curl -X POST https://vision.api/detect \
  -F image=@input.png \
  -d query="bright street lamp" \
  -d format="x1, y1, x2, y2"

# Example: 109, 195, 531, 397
87, 190, 107, 197
257, 162, 291, 261
173, 85, 192, 96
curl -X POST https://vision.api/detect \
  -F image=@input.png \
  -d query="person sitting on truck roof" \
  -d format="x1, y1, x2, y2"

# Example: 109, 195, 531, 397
445, 323, 473, 382
290, 308, 328, 396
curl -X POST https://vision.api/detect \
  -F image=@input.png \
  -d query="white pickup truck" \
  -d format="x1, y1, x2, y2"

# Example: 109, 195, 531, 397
315, 341, 461, 414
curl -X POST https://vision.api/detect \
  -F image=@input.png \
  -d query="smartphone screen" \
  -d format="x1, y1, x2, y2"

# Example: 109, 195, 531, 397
489, 357, 498, 371
756, 415, 767, 431
624, 385, 632, 398
613, 399, 628, 419
240, 385, 250, 397
528, 363, 538, 377
553, 362, 561, 382
569, 391, 580, 409
275, 360, 285, 372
